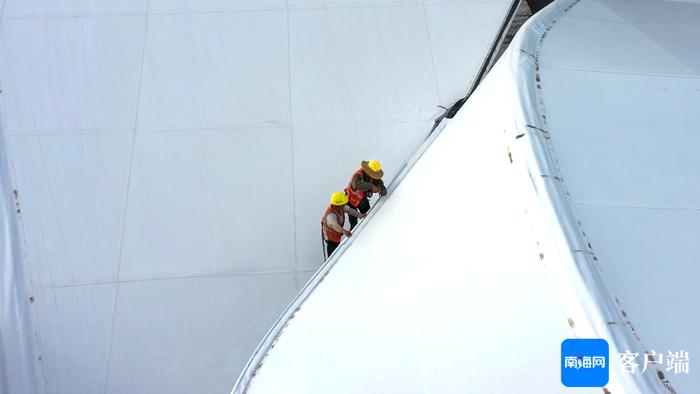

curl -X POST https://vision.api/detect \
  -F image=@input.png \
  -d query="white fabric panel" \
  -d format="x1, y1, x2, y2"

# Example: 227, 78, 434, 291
424, 2, 512, 102
32, 284, 116, 394
295, 269, 316, 288
603, 0, 700, 30
290, 6, 438, 125
0, 1, 516, 393
541, 68, 700, 206
561, 0, 628, 22
539, 16, 695, 76
104, 273, 298, 394
289, 0, 421, 7
0, 16, 145, 132
605, 0, 700, 74
137, 11, 290, 131
119, 128, 296, 279
2, 0, 147, 17
573, 205, 700, 356
149, 1, 286, 13
8, 134, 132, 286
0, 126, 39, 394
538, 1, 700, 391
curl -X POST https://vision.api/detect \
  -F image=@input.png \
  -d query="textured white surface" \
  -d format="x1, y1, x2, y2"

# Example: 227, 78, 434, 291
539, 1, 700, 392
242, 57, 589, 393
0, 1, 514, 393
237, 0, 699, 392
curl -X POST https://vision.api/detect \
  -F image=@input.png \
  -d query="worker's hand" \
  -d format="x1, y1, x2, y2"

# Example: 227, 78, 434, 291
360, 213, 367, 219
344, 229, 352, 237
379, 188, 388, 197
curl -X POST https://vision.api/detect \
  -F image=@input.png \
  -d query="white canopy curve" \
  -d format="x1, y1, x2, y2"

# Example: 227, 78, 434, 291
234, 0, 699, 392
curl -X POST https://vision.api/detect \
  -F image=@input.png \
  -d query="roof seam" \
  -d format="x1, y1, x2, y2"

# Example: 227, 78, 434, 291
516, 1, 675, 391
0, 1, 509, 20
101, 1, 150, 392
31, 267, 318, 290
541, 64, 700, 80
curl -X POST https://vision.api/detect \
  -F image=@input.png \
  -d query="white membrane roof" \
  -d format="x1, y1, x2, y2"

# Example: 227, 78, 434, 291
0, 1, 517, 393
235, 0, 699, 392
539, 0, 700, 392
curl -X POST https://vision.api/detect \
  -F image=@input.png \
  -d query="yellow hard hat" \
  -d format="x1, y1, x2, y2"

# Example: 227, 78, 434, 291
361, 159, 384, 179
330, 191, 348, 206
368, 160, 382, 172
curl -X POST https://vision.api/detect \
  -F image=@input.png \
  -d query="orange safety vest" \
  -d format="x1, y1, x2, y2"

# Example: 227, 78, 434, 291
321, 205, 344, 243
344, 168, 366, 208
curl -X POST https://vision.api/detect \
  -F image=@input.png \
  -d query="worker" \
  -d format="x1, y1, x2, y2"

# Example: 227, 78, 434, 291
322, 192, 365, 259
345, 160, 388, 230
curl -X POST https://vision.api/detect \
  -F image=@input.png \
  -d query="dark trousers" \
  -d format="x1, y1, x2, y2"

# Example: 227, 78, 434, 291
325, 240, 340, 259
348, 198, 371, 230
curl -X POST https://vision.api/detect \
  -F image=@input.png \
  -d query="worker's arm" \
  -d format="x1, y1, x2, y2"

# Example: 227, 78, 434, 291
326, 213, 351, 236
351, 173, 379, 193
343, 205, 365, 218
374, 179, 388, 196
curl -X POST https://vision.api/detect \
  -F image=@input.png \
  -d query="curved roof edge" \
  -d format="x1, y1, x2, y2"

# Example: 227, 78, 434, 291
229, 3, 522, 392
230, 117, 447, 394
501, 0, 674, 392
232, 0, 681, 392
